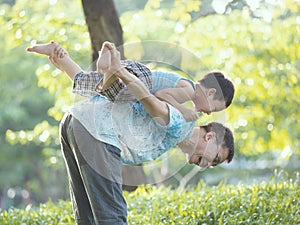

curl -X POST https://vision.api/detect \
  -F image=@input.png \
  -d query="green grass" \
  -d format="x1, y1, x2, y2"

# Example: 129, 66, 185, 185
1, 180, 299, 225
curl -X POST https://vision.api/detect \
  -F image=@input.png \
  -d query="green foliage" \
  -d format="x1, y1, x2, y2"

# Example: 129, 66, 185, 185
0, 1, 58, 208
0, 200, 74, 225
1, 0, 299, 210
0, 0, 89, 208
120, 0, 300, 156
1, 179, 299, 224
179, 5, 300, 156
2, 0, 90, 123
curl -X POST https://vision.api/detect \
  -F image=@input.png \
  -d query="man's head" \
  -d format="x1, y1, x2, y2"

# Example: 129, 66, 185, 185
194, 72, 235, 115
188, 122, 234, 168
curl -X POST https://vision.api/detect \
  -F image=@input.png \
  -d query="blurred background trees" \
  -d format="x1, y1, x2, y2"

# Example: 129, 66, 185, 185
0, 0, 299, 209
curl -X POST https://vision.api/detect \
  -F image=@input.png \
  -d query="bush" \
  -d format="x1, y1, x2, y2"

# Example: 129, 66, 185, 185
1, 180, 299, 225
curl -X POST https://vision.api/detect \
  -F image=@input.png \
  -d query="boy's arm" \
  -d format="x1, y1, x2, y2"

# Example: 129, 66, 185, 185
116, 68, 170, 125
155, 81, 198, 121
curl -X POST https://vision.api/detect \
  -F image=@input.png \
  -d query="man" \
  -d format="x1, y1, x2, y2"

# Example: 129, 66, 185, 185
29, 42, 234, 225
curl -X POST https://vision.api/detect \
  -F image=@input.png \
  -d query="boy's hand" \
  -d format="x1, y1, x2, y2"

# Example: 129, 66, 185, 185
180, 108, 199, 121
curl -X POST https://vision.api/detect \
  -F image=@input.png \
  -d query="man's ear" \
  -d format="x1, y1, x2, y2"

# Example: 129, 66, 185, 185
204, 131, 216, 142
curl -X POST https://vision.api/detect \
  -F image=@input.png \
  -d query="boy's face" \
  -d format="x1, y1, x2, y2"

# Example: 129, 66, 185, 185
194, 86, 226, 115
193, 83, 226, 115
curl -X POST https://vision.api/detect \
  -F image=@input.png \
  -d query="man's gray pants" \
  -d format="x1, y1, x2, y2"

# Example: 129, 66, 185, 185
60, 113, 127, 225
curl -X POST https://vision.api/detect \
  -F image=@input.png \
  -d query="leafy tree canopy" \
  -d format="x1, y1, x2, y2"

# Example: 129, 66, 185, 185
119, 0, 300, 156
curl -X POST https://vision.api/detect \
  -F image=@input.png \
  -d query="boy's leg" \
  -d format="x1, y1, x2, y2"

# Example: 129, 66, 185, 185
49, 49, 82, 80
27, 41, 60, 56
49, 45, 82, 80
95, 59, 153, 102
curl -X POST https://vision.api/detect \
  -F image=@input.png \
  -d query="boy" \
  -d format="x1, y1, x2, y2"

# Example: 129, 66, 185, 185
27, 41, 234, 121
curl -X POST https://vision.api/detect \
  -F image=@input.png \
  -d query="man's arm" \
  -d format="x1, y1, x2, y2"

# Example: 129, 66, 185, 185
48, 45, 104, 97
49, 45, 82, 81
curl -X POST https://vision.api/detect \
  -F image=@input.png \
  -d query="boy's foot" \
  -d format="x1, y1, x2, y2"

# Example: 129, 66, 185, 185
97, 47, 111, 74
27, 41, 61, 56
97, 42, 117, 90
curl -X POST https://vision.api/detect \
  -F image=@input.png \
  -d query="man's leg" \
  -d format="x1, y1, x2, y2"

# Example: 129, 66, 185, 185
60, 113, 96, 225
60, 113, 127, 225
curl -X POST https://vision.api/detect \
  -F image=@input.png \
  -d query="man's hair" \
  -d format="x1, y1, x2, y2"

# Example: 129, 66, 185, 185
199, 72, 235, 108
201, 122, 234, 163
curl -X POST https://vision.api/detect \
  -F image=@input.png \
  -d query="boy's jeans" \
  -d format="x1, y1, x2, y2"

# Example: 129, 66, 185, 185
60, 113, 127, 225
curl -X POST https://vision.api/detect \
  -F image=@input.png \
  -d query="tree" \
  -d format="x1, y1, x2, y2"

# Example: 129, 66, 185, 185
81, 0, 147, 191
81, 0, 124, 65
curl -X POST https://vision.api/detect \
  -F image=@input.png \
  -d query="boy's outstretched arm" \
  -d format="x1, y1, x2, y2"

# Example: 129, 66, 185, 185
155, 83, 198, 121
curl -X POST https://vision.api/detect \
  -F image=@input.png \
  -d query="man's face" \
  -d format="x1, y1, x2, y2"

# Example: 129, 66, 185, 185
187, 129, 229, 168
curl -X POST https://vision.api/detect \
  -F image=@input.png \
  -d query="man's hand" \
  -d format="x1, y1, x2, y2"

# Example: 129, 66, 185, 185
48, 45, 66, 71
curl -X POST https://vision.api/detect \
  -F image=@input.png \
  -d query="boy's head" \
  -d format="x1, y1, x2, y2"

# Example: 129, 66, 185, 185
192, 72, 234, 114
198, 72, 235, 108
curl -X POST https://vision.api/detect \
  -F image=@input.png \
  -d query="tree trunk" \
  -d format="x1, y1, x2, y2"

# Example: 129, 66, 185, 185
81, 0, 147, 191
81, 0, 124, 69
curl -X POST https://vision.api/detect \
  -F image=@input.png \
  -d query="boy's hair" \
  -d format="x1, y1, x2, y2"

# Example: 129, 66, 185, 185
199, 72, 235, 108
201, 122, 234, 163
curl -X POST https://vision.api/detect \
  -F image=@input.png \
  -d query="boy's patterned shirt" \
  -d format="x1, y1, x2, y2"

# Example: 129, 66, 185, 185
73, 60, 152, 102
